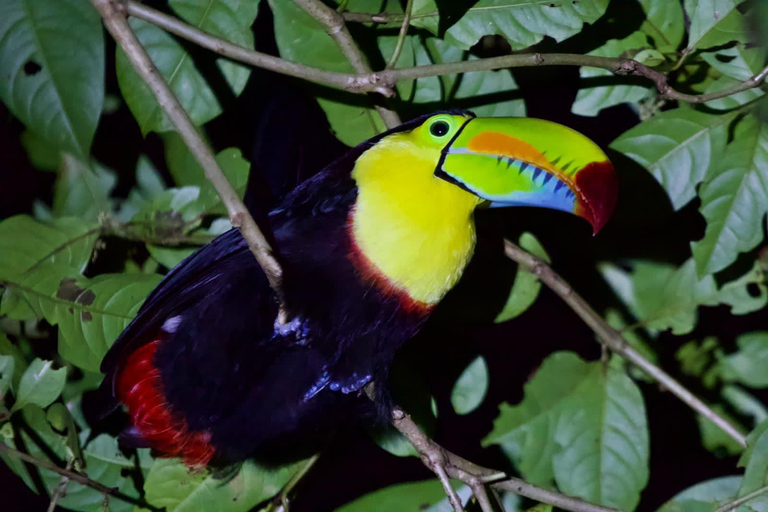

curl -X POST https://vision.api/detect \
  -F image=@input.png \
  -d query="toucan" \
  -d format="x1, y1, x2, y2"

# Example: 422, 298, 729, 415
100, 110, 618, 467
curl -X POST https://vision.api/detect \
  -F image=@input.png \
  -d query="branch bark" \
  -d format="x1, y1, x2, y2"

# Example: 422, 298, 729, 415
0, 443, 158, 511
91, 0, 287, 319
502, 239, 748, 448
291, 0, 401, 129
390, 406, 623, 512
123, 0, 768, 106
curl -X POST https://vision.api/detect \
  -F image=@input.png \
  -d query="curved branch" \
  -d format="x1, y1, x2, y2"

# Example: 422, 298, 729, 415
123, 0, 768, 106
91, 0, 287, 318
386, 0, 414, 69
291, 0, 401, 129
502, 239, 748, 448
390, 406, 622, 512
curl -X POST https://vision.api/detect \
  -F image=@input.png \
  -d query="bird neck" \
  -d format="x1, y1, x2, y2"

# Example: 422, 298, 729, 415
349, 134, 481, 308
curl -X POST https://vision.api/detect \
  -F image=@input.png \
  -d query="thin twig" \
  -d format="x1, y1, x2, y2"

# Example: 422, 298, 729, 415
386, 0, 413, 69
713, 484, 768, 512
502, 239, 748, 448
264, 453, 321, 512
0, 443, 157, 511
291, 0, 401, 129
47, 461, 72, 512
390, 406, 621, 512
91, 0, 288, 319
122, 1, 768, 106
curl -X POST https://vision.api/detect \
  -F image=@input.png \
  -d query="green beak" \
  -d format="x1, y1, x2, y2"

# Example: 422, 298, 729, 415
436, 117, 618, 233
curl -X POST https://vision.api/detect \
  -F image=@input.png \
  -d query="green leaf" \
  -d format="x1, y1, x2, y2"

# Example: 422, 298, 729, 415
552, 363, 649, 511
142, 458, 305, 512
164, 131, 208, 187
697, 404, 745, 457
0, 332, 26, 393
610, 109, 736, 210
0, 0, 104, 159
692, 115, 768, 275
685, 0, 748, 52
702, 74, 766, 111
701, 46, 768, 82
116, 0, 258, 134
721, 332, 768, 388
52, 155, 117, 221
2, 268, 161, 371
0, 215, 99, 280
640, 0, 685, 52
600, 259, 766, 336
444, 0, 610, 51
450, 356, 489, 415
634, 48, 665, 67
0, 354, 15, 398
411, 0, 439, 35
336, 479, 460, 512
119, 155, 168, 222
658, 476, 744, 512
12, 358, 66, 412
268, 0, 384, 145
738, 419, 768, 499
496, 232, 549, 323
20, 129, 62, 172
453, 61, 526, 118
572, 31, 654, 117
484, 352, 649, 509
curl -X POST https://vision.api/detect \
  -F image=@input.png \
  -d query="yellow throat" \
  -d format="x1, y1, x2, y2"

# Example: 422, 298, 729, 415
350, 132, 482, 306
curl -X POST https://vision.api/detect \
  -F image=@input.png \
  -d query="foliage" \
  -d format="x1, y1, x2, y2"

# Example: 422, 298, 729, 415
0, 0, 767, 511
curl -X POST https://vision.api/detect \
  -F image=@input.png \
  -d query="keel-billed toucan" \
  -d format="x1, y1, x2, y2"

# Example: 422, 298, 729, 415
101, 111, 618, 467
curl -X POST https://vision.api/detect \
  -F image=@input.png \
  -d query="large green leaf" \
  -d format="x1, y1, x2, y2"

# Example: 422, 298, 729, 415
552, 363, 649, 511
737, 420, 768, 503
692, 115, 768, 275
11, 358, 66, 412
658, 476, 747, 512
685, 0, 748, 52
2, 267, 161, 371
52, 155, 117, 221
610, 109, 736, 210
141, 458, 305, 512
268, 0, 384, 146
336, 479, 461, 512
701, 46, 768, 82
0, 216, 98, 281
640, 0, 685, 52
444, 0, 610, 51
450, 355, 488, 415
0, 0, 103, 159
572, 32, 654, 117
600, 259, 766, 336
483, 352, 648, 510
116, 0, 258, 134
721, 332, 768, 389
702, 75, 766, 111
411, 0, 439, 35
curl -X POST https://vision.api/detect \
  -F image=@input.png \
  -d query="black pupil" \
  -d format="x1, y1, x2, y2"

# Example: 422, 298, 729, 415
430, 121, 450, 137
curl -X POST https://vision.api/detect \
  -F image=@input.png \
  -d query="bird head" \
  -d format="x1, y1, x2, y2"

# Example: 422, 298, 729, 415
408, 112, 618, 234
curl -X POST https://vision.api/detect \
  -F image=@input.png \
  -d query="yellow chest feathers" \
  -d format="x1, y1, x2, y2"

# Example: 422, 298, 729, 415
350, 134, 481, 306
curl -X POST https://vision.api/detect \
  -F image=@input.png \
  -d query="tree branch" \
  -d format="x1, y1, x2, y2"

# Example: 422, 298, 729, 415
385, 0, 413, 69
90, 0, 288, 319
291, 0, 401, 129
390, 406, 622, 512
0, 443, 158, 511
122, 1, 768, 107
502, 239, 748, 448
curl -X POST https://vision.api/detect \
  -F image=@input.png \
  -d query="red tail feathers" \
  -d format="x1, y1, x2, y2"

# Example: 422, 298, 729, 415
116, 339, 215, 467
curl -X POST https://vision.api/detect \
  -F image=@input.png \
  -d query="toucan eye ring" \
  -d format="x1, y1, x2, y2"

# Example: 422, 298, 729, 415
430, 120, 450, 137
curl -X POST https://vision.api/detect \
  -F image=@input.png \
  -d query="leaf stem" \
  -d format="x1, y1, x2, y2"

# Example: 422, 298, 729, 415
386, 0, 413, 70
90, 0, 287, 318
502, 239, 748, 448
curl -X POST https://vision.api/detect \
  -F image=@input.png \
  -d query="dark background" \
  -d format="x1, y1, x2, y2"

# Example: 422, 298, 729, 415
3, 1, 767, 510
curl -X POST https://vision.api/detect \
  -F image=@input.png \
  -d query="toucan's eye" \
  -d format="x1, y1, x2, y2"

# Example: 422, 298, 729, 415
430, 120, 450, 137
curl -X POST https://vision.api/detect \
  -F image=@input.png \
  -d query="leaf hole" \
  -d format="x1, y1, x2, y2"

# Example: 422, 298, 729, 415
747, 283, 762, 298
23, 60, 42, 76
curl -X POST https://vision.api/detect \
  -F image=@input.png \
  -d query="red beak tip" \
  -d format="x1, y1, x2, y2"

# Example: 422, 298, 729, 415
575, 161, 619, 236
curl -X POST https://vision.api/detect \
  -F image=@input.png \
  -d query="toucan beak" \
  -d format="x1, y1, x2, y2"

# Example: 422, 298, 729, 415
436, 117, 618, 234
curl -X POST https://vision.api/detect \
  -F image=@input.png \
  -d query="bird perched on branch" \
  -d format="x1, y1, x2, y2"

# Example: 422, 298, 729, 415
100, 110, 617, 467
